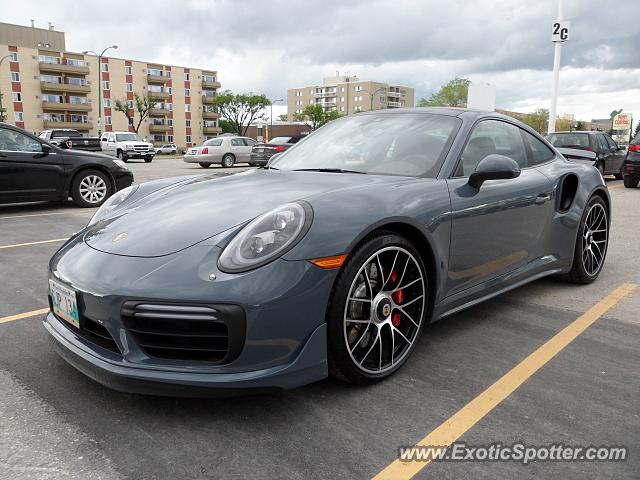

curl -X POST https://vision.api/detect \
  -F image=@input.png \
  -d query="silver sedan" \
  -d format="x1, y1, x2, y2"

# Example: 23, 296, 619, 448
183, 135, 257, 168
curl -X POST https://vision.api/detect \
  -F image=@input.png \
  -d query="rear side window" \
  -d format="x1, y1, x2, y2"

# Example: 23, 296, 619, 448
522, 131, 555, 166
230, 138, 244, 146
204, 138, 222, 146
604, 135, 617, 151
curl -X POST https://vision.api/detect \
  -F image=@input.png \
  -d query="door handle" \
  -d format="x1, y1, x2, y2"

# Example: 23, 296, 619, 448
535, 193, 551, 204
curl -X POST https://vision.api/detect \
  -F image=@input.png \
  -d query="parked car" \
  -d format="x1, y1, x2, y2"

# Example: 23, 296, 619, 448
100, 131, 155, 163
249, 135, 308, 166
43, 108, 610, 395
622, 133, 640, 188
183, 135, 257, 168
155, 143, 177, 155
0, 123, 133, 207
546, 131, 626, 178
39, 129, 102, 152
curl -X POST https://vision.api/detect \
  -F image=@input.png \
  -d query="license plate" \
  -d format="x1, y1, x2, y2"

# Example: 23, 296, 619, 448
189, 150, 198, 155
49, 279, 80, 328
257, 148, 265, 153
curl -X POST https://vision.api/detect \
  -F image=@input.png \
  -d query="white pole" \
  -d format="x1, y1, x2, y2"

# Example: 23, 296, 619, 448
548, 0, 564, 135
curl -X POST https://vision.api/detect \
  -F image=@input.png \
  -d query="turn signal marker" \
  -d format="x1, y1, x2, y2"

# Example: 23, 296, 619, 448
310, 254, 348, 269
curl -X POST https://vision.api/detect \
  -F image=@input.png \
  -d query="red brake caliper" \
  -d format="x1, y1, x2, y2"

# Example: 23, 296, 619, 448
390, 271, 403, 327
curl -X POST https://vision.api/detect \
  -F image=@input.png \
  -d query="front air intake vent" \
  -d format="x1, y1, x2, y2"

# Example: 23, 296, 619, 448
120, 302, 245, 363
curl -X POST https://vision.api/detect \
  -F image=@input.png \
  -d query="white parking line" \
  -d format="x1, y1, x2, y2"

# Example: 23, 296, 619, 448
0, 210, 96, 220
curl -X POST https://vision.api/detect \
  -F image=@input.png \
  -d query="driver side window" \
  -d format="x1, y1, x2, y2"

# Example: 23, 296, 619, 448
455, 120, 527, 177
0, 128, 43, 153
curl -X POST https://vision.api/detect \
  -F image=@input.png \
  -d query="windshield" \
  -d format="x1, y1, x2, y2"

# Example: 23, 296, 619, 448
269, 113, 460, 177
116, 133, 143, 142
269, 137, 292, 145
547, 133, 590, 149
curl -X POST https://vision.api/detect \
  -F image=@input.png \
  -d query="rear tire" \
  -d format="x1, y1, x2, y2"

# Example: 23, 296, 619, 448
566, 196, 608, 284
327, 232, 428, 385
199, 163, 211, 168
71, 169, 112, 208
623, 175, 639, 188
221, 154, 235, 168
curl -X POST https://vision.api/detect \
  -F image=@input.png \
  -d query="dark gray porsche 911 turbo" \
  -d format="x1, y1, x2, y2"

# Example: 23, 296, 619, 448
44, 108, 610, 396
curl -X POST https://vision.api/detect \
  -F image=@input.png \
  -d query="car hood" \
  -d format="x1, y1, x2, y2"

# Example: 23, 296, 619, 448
120, 141, 153, 147
84, 169, 405, 257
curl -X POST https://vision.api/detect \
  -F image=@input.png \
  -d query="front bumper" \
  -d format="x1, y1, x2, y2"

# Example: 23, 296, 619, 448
114, 170, 134, 191
123, 151, 154, 159
43, 236, 335, 395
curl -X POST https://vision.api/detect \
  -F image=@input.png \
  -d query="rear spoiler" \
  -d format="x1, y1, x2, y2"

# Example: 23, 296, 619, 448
556, 147, 597, 161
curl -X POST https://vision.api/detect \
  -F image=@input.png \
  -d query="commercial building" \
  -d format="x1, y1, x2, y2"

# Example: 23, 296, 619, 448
0, 22, 221, 148
287, 74, 414, 120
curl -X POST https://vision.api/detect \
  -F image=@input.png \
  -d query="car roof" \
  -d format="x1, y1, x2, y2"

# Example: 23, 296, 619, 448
551, 131, 597, 135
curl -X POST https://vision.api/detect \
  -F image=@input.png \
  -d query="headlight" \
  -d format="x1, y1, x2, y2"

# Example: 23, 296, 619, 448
113, 159, 128, 169
87, 184, 138, 226
218, 202, 313, 273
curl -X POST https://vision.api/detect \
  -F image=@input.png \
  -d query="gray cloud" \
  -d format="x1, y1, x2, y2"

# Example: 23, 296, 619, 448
4, 0, 639, 119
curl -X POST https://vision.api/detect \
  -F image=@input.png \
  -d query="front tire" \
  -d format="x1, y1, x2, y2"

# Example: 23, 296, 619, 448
623, 175, 639, 188
71, 169, 112, 208
117, 150, 128, 163
144, 156, 153, 163
327, 233, 428, 384
566, 196, 609, 284
221, 154, 235, 168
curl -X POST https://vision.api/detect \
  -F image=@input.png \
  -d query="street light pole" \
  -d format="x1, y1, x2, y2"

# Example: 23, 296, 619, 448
270, 98, 283, 142
0, 54, 13, 123
83, 45, 118, 136
548, 0, 566, 134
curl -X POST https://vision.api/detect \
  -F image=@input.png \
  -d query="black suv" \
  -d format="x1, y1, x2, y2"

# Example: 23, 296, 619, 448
547, 131, 627, 178
0, 123, 133, 207
623, 133, 640, 188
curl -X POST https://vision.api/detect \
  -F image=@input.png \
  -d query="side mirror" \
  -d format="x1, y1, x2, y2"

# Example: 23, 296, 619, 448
36, 143, 52, 158
617, 145, 626, 151
468, 154, 521, 189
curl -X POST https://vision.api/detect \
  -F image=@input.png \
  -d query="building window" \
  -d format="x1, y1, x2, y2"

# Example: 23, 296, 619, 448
167, 135, 173, 142
102, 80, 110, 90
184, 88, 190, 97
9, 52, 17, 62
165, 71, 171, 79
12, 92, 22, 102
167, 119, 173, 127
125, 66, 132, 75
127, 100, 134, 108
103, 98, 111, 107
126, 83, 133, 92
105, 116, 112, 125
15, 112, 24, 122
185, 104, 191, 112
340, 106, 345, 112
185, 120, 191, 128
186, 135, 191, 143
101, 63, 109, 72
11, 72, 20, 82
184, 72, 190, 81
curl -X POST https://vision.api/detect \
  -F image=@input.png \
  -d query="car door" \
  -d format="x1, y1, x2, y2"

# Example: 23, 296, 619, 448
603, 134, 625, 175
595, 134, 613, 173
445, 119, 555, 296
229, 138, 249, 161
101, 133, 115, 155
0, 126, 64, 202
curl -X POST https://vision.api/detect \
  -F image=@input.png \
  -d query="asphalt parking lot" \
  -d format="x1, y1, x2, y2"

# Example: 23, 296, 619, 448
0, 159, 638, 479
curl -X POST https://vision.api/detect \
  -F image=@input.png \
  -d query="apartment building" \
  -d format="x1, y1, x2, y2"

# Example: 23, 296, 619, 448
287, 74, 414, 120
0, 22, 221, 148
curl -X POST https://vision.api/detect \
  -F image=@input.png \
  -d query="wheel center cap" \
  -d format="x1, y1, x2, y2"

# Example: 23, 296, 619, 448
373, 295, 392, 323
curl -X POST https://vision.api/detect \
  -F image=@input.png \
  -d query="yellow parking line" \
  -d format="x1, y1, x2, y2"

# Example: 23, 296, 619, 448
373, 282, 637, 480
0, 308, 49, 325
0, 238, 67, 250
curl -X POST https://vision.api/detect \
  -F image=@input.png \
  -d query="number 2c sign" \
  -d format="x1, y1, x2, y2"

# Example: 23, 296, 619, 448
551, 21, 570, 42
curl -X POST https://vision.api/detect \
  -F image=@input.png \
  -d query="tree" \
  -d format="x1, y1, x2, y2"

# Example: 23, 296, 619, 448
294, 104, 341, 130
114, 93, 157, 134
576, 120, 588, 131
634, 122, 640, 138
521, 108, 549, 134
212, 90, 270, 136
219, 119, 236, 134
418, 77, 470, 108
277, 113, 288, 121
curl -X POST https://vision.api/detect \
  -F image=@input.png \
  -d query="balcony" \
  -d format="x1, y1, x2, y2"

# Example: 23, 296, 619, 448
387, 101, 403, 108
202, 111, 220, 119
149, 124, 171, 133
203, 126, 222, 134
149, 107, 171, 116
39, 61, 90, 75
43, 120, 92, 131
202, 80, 221, 89
316, 91, 337, 98
387, 91, 405, 98
41, 81, 91, 94
202, 95, 216, 104
42, 101, 92, 112
147, 89, 171, 100
147, 73, 170, 83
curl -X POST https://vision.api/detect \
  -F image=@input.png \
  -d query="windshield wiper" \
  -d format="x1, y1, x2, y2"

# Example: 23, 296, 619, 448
291, 168, 366, 174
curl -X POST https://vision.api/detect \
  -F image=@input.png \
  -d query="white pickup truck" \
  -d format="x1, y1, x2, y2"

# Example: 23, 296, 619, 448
100, 131, 155, 163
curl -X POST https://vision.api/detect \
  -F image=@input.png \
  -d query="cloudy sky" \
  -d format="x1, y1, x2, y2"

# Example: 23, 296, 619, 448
5, 0, 639, 123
